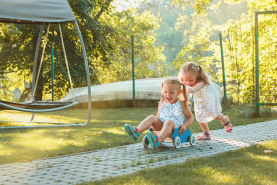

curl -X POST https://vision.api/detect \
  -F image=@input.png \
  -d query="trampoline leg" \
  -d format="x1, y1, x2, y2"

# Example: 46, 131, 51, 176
32, 23, 45, 99
29, 113, 35, 122
75, 20, 91, 125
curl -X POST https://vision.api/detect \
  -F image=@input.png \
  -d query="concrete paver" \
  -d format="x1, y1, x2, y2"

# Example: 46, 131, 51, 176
1, 120, 277, 185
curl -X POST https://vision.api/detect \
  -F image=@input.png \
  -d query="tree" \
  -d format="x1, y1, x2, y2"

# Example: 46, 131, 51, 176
95, 7, 168, 84
171, 0, 215, 15
175, 11, 211, 36
172, 21, 222, 82
172, 0, 277, 104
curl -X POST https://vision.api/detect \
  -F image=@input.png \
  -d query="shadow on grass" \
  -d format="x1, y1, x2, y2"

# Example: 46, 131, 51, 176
86, 140, 277, 185
0, 108, 155, 127
0, 128, 137, 164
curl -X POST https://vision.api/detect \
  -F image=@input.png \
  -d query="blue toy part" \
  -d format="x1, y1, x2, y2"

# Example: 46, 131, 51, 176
142, 127, 196, 149
172, 128, 191, 143
172, 128, 196, 148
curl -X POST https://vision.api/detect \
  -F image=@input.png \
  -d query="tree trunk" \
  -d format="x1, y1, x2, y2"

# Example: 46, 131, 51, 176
34, 76, 44, 101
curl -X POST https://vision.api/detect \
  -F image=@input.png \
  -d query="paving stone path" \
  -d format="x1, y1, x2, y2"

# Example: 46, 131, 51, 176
1, 120, 277, 185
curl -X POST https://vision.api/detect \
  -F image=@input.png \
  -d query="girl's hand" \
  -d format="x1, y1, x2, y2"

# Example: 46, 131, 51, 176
178, 124, 186, 135
186, 88, 192, 93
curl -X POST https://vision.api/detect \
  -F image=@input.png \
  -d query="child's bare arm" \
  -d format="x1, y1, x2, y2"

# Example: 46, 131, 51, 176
156, 99, 164, 117
187, 82, 205, 93
179, 102, 194, 135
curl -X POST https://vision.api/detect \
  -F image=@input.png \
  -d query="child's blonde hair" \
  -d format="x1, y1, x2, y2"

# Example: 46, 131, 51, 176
178, 62, 210, 85
161, 77, 188, 106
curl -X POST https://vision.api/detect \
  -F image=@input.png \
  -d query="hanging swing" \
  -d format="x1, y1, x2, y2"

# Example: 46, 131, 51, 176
0, 0, 92, 128
0, 23, 79, 113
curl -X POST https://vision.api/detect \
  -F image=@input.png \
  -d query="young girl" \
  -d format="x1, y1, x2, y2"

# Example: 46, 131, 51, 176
178, 62, 232, 140
124, 77, 194, 150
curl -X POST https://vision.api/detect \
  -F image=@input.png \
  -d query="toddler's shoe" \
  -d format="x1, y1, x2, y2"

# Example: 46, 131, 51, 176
197, 132, 211, 140
146, 131, 160, 150
222, 116, 232, 133
124, 124, 140, 140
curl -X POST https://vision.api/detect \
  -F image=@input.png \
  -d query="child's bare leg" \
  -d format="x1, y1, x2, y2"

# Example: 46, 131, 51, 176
137, 115, 163, 134
158, 120, 175, 143
215, 113, 227, 123
215, 113, 232, 133
197, 122, 211, 140
199, 123, 210, 134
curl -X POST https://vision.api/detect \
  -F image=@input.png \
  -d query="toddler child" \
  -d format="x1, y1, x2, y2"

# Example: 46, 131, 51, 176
178, 62, 232, 140
124, 77, 194, 149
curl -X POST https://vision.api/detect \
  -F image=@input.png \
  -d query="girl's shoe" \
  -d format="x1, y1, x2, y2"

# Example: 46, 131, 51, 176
146, 131, 160, 150
197, 132, 211, 140
124, 124, 140, 140
222, 116, 232, 133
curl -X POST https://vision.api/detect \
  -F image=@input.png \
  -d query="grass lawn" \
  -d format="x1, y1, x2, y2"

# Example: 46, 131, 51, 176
0, 107, 277, 165
84, 140, 277, 185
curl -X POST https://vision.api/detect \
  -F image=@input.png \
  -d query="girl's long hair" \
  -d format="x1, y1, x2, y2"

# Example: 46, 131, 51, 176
161, 77, 188, 106
178, 62, 210, 85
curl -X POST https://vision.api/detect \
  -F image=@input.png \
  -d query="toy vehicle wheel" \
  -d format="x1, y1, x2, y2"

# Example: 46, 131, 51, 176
189, 135, 196, 146
174, 137, 181, 149
143, 135, 149, 148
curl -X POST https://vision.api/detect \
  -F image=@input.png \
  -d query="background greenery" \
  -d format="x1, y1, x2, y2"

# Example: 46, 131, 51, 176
0, 0, 276, 107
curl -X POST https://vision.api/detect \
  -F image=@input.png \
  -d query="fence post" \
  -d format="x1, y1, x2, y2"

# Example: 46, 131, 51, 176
51, 43, 54, 101
219, 33, 227, 98
255, 12, 260, 115
131, 36, 135, 107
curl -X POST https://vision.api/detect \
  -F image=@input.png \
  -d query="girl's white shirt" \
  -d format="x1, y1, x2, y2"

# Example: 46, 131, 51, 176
158, 100, 187, 129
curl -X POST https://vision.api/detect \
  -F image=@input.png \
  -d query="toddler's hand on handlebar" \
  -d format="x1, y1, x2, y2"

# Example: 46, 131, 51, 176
178, 124, 186, 135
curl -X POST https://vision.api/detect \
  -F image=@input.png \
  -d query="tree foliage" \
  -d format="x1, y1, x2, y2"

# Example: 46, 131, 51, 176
172, 0, 277, 104
96, 7, 167, 84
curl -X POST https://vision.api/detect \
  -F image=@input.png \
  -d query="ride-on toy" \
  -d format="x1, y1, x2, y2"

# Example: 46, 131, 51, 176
143, 127, 196, 149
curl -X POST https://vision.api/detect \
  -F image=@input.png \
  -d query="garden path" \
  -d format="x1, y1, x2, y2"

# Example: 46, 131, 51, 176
1, 120, 277, 185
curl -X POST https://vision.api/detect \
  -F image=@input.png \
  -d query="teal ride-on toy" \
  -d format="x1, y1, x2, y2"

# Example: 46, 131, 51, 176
143, 127, 196, 149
